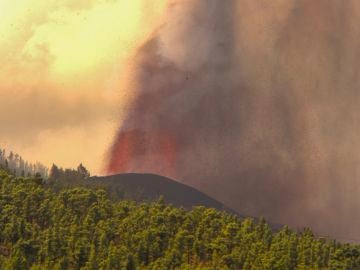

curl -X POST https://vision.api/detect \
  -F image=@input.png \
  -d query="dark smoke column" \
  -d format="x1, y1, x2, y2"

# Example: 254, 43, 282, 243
107, 0, 237, 178
108, 0, 360, 240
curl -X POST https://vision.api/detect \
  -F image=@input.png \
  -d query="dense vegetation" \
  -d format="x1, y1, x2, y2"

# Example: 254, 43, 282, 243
1, 170, 360, 269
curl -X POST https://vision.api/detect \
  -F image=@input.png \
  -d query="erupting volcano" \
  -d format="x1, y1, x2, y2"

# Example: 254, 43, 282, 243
108, 0, 360, 241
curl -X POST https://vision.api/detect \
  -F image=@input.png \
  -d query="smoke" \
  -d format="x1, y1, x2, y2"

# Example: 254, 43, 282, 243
108, 0, 360, 240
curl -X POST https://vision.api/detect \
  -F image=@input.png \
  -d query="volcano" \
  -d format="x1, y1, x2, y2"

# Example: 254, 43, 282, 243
107, 0, 360, 241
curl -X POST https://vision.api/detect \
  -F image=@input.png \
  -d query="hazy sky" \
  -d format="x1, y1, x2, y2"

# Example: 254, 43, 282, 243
0, 0, 166, 175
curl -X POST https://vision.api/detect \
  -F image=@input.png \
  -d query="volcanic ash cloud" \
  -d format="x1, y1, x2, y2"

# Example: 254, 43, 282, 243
108, 0, 360, 240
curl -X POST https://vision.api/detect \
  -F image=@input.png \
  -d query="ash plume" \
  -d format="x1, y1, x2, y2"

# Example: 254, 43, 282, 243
107, 0, 360, 240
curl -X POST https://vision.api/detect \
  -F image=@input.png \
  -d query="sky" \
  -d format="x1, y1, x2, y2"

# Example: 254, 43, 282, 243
0, 0, 166, 175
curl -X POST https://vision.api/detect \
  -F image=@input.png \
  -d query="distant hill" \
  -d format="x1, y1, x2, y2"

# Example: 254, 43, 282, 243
88, 173, 239, 215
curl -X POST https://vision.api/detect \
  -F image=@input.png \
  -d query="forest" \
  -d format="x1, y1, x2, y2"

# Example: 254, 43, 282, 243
1, 170, 360, 269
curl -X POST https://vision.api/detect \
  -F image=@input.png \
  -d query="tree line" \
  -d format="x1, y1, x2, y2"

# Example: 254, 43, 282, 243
0, 170, 360, 269
48, 163, 90, 182
0, 148, 48, 178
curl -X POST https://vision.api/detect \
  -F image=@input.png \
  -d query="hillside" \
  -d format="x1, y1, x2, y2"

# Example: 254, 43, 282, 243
48, 170, 239, 214
1, 170, 360, 269
49, 171, 287, 230
89, 173, 237, 213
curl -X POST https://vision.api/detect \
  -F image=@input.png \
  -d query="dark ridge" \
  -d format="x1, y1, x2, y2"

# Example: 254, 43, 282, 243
89, 173, 286, 230
87, 173, 283, 231
48, 172, 283, 230
89, 173, 282, 231
90, 173, 239, 215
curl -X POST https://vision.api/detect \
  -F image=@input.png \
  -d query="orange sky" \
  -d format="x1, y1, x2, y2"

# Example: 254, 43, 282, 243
0, 0, 166, 175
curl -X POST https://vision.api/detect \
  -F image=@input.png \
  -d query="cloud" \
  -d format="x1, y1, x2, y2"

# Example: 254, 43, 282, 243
0, 0, 167, 174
